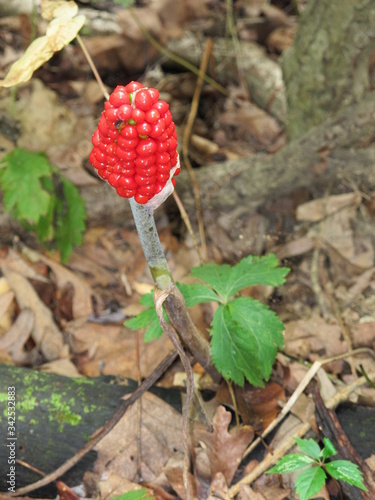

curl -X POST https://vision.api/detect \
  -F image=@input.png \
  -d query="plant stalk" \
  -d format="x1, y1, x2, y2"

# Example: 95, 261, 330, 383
129, 198, 217, 377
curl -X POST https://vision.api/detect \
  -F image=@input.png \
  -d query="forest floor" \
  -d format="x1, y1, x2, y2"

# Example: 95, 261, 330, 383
1, 0, 375, 499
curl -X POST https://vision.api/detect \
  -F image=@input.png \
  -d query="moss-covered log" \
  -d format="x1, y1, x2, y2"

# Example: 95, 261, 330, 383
0, 364, 180, 497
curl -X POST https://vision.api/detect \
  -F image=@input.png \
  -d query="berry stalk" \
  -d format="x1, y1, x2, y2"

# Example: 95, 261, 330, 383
129, 197, 173, 289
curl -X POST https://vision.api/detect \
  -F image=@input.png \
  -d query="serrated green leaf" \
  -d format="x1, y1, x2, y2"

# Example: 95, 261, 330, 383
177, 282, 221, 307
294, 438, 321, 460
53, 177, 86, 262
325, 460, 367, 490
321, 437, 337, 461
191, 254, 289, 302
267, 454, 316, 474
210, 297, 284, 386
225, 254, 289, 299
295, 466, 326, 500
190, 262, 232, 301
111, 488, 154, 500
1, 148, 53, 222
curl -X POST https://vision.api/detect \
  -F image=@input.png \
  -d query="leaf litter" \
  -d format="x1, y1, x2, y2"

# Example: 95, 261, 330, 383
0, 0, 375, 498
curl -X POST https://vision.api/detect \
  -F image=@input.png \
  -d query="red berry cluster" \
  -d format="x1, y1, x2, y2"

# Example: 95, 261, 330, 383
89, 81, 180, 204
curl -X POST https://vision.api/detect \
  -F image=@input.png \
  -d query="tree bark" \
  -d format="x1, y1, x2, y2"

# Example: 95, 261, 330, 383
177, 89, 375, 214
282, 0, 375, 140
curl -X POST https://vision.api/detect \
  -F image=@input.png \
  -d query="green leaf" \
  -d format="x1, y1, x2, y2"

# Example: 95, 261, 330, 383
267, 454, 316, 474
191, 254, 289, 302
295, 466, 326, 500
53, 177, 86, 263
325, 460, 368, 490
209, 297, 284, 386
177, 282, 221, 307
124, 292, 164, 342
321, 437, 337, 461
0, 148, 53, 222
294, 438, 322, 460
111, 488, 154, 500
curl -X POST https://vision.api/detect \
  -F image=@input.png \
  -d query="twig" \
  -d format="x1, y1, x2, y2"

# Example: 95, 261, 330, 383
229, 364, 375, 497
154, 285, 195, 500
76, 34, 109, 100
9, 350, 178, 496
182, 38, 213, 261
242, 348, 374, 461
129, 9, 228, 97
225, 0, 249, 97
172, 191, 203, 264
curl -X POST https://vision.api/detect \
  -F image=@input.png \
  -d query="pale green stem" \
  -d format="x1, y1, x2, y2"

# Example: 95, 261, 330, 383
129, 198, 174, 290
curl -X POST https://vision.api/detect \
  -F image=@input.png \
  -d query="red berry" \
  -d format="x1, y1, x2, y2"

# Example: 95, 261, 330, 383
135, 155, 156, 168
125, 81, 144, 93
152, 100, 169, 114
134, 192, 150, 204
117, 187, 137, 198
145, 109, 160, 124
136, 138, 157, 156
120, 124, 138, 139
131, 108, 145, 124
135, 89, 154, 111
110, 90, 130, 107
89, 81, 178, 204
118, 104, 132, 121
135, 173, 156, 186
136, 122, 152, 136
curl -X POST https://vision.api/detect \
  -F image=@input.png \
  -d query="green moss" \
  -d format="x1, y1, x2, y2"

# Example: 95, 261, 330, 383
47, 393, 82, 432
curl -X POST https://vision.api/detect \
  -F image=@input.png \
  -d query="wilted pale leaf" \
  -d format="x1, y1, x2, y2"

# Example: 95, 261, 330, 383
0, 36, 52, 88
46, 15, 85, 52
0, 14, 85, 88
41, 0, 78, 20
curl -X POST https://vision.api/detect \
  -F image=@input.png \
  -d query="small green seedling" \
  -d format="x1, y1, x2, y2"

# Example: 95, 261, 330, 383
126, 254, 289, 387
267, 437, 367, 500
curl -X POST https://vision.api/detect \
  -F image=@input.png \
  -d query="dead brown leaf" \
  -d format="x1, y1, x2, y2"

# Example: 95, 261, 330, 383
284, 316, 347, 373
70, 321, 173, 379
94, 392, 183, 484
0, 308, 37, 364
195, 405, 254, 485
1, 267, 64, 360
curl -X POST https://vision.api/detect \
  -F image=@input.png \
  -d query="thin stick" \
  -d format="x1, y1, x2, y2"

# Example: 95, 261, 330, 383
182, 38, 213, 261
172, 191, 203, 264
76, 34, 109, 100
229, 366, 375, 497
154, 286, 195, 500
129, 9, 228, 97
242, 347, 374, 460
10, 351, 178, 496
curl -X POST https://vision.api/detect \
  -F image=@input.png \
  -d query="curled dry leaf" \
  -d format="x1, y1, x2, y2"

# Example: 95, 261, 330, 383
0, 8, 85, 88
41, 0, 78, 21
195, 405, 254, 486
1, 267, 64, 360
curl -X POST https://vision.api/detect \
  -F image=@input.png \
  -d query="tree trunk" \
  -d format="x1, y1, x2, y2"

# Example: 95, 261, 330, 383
282, 0, 375, 140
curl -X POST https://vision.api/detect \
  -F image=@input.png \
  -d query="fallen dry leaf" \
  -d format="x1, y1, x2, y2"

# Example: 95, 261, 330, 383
94, 391, 183, 484
296, 192, 361, 222
284, 316, 347, 373
70, 321, 174, 379
39, 253, 94, 319
0, 308, 36, 364
195, 406, 254, 485
1, 267, 64, 360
